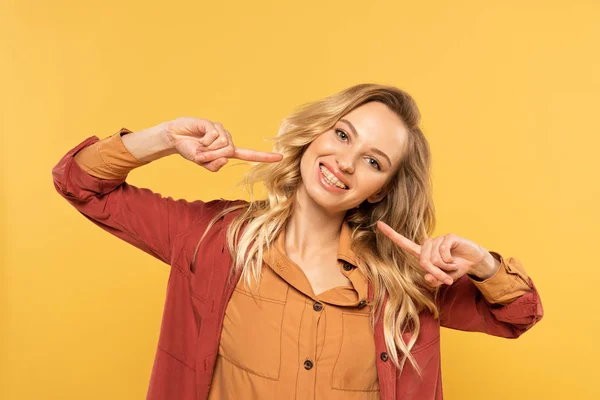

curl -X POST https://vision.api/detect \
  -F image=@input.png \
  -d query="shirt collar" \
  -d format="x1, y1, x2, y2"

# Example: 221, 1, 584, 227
337, 219, 358, 267
262, 220, 368, 308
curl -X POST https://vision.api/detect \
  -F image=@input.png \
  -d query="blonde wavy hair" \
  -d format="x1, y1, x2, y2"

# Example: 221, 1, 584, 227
193, 83, 438, 373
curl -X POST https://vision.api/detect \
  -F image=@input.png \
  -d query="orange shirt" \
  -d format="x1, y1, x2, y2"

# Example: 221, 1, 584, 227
208, 221, 381, 399
73, 128, 534, 399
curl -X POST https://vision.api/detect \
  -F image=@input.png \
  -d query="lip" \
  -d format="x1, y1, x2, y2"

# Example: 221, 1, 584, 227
319, 162, 350, 188
318, 163, 349, 192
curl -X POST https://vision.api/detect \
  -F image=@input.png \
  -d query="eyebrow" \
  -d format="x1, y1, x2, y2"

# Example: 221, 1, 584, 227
339, 119, 392, 167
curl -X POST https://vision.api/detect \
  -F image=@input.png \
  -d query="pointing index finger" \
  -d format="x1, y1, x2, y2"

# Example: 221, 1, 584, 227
376, 220, 421, 258
232, 146, 284, 163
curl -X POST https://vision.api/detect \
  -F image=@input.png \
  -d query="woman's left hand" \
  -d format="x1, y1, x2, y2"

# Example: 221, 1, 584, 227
376, 221, 501, 287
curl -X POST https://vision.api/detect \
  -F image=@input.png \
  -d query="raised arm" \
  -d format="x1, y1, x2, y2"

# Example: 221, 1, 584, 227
52, 118, 283, 266
376, 221, 544, 338
437, 252, 543, 338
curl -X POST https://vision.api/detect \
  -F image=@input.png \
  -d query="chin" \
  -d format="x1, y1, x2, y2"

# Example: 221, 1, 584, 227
310, 189, 353, 214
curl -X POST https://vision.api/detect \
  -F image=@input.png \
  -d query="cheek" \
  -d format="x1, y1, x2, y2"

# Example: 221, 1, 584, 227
358, 172, 389, 194
299, 149, 318, 181
314, 132, 339, 150
300, 135, 339, 168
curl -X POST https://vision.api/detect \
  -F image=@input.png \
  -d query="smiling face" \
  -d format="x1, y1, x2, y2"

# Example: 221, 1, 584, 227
298, 101, 409, 214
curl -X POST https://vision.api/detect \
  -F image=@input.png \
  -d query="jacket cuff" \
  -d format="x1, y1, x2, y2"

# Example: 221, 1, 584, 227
469, 251, 532, 305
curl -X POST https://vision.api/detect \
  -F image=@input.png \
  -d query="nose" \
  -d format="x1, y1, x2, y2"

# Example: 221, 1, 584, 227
336, 154, 355, 174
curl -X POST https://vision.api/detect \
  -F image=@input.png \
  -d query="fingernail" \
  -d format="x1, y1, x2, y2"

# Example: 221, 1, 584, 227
445, 278, 453, 285
198, 155, 205, 161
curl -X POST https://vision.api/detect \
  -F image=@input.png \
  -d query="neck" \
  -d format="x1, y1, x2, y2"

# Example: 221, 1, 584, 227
284, 186, 346, 260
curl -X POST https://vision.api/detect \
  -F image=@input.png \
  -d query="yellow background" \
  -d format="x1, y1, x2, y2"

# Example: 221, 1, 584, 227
2, 0, 598, 399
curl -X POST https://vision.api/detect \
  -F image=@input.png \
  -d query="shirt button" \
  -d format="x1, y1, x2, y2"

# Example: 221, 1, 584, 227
380, 352, 389, 362
343, 263, 353, 272
358, 300, 367, 308
304, 359, 314, 370
313, 302, 323, 312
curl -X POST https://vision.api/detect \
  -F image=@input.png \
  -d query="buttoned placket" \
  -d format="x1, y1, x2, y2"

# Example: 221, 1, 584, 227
296, 296, 325, 399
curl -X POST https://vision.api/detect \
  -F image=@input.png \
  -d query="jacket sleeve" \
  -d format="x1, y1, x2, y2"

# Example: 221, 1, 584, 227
437, 251, 544, 338
51, 128, 224, 266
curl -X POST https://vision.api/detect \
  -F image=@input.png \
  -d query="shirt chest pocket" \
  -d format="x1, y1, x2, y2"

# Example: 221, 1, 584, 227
331, 312, 380, 392
217, 275, 288, 380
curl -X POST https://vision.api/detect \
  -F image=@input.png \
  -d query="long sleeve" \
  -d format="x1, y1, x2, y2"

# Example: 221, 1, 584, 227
467, 251, 532, 305
52, 128, 226, 266
73, 127, 149, 178
437, 251, 543, 338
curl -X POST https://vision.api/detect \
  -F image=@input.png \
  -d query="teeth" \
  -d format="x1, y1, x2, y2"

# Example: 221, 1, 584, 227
320, 165, 348, 189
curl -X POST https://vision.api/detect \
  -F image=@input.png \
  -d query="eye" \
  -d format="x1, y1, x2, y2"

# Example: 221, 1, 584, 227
368, 158, 381, 171
335, 128, 381, 171
335, 129, 349, 141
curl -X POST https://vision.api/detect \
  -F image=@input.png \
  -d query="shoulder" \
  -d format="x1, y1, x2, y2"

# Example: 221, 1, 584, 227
180, 198, 250, 267
188, 198, 249, 225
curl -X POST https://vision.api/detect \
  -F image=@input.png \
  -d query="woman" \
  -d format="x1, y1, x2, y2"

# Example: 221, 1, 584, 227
52, 83, 543, 400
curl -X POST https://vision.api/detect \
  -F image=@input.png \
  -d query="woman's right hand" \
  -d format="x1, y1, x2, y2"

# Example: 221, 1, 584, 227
163, 116, 283, 172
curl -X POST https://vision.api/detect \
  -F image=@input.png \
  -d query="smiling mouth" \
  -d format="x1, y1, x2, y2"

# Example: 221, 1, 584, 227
319, 163, 349, 189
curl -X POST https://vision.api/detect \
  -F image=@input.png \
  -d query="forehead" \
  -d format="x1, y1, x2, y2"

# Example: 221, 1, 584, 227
340, 101, 408, 161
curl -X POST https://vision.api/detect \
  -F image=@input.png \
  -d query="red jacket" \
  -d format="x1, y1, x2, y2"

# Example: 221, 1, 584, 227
52, 135, 544, 399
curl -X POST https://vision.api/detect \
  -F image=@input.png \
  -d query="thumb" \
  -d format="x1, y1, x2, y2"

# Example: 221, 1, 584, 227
200, 157, 228, 172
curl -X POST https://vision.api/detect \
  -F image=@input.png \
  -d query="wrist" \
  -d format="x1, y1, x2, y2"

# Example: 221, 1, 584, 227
159, 121, 178, 153
122, 123, 178, 162
470, 250, 501, 280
